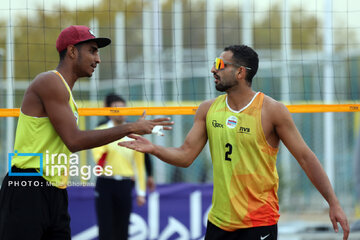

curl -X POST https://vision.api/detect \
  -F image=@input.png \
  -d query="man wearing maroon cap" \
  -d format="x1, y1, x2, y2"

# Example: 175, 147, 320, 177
56, 25, 111, 53
0, 25, 173, 240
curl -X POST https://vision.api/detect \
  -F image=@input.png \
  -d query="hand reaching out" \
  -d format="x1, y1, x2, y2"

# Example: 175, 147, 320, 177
118, 134, 154, 153
131, 111, 173, 135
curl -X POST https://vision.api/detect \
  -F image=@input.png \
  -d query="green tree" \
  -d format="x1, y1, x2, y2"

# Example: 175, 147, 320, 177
1, 0, 357, 97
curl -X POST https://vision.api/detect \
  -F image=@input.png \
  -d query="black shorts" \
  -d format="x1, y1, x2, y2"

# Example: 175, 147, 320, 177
0, 167, 71, 240
205, 220, 278, 240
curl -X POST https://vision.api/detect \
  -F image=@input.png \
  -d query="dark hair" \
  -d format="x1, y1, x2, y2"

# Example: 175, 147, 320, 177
58, 43, 83, 61
223, 45, 258, 86
105, 93, 126, 107
97, 93, 126, 126
59, 49, 67, 61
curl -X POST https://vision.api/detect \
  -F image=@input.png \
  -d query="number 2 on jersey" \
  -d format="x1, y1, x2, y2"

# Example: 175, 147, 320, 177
225, 143, 232, 161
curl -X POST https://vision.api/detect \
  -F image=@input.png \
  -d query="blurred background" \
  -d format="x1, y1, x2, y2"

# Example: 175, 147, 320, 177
0, 0, 360, 239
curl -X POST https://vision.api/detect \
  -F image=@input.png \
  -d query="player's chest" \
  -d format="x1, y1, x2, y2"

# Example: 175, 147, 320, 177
207, 112, 258, 139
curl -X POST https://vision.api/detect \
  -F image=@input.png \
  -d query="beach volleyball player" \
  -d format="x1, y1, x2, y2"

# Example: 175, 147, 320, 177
0, 25, 173, 240
119, 45, 349, 240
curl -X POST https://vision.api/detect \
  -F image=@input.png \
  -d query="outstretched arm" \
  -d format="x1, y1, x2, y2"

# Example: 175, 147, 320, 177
272, 102, 349, 240
119, 100, 212, 167
22, 72, 173, 153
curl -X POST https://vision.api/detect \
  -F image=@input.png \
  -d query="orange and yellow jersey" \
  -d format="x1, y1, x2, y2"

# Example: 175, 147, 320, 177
206, 92, 280, 231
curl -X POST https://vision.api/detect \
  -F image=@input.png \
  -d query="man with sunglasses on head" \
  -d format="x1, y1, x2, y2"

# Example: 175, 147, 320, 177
118, 45, 349, 240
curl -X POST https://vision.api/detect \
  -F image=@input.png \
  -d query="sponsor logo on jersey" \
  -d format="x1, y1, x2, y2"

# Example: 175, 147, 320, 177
226, 116, 237, 129
212, 120, 224, 128
238, 126, 251, 134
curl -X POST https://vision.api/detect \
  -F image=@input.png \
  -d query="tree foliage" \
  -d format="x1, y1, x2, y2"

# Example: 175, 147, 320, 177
0, 0, 356, 82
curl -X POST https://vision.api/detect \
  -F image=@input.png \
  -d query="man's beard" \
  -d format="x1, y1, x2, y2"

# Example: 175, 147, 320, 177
215, 80, 237, 92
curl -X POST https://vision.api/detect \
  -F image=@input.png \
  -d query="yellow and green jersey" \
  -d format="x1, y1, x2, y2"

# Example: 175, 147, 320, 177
206, 92, 280, 231
11, 70, 78, 188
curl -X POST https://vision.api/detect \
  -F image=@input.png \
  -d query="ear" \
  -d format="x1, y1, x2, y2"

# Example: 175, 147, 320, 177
67, 45, 78, 59
236, 67, 243, 80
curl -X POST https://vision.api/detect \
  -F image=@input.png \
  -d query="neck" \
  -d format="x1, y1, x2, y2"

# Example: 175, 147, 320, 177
56, 64, 77, 89
226, 87, 256, 111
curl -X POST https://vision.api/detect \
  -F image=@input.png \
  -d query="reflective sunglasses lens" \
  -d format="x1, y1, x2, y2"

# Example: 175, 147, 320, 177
215, 58, 224, 70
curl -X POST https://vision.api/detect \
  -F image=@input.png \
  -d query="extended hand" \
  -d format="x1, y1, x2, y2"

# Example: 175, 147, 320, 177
118, 134, 154, 153
132, 111, 173, 135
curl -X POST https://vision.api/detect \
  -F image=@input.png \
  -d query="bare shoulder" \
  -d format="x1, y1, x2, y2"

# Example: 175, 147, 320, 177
263, 95, 288, 111
193, 99, 216, 122
22, 71, 69, 116
32, 72, 65, 91
262, 94, 291, 123
31, 72, 69, 99
199, 99, 216, 110
197, 99, 216, 115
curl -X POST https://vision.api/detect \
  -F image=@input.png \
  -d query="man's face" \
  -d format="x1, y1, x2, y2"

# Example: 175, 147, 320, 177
75, 41, 101, 78
211, 51, 239, 92
109, 101, 126, 124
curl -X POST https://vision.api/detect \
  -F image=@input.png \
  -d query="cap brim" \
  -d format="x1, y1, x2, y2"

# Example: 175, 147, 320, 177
94, 38, 111, 48
78, 38, 111, 49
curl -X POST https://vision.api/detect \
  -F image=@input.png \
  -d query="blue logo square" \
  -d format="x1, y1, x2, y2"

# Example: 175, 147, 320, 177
8, 151, 43, 176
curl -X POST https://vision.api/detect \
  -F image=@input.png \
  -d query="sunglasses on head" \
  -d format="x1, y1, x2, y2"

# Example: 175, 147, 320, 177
214, 57, 252, 71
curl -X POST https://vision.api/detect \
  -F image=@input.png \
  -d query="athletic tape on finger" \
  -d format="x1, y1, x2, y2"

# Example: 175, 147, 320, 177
152, 126, 164, 136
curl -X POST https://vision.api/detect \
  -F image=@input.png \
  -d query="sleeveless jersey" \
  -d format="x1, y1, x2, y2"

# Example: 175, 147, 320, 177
206, 92, 280, 231
11, 70, 78, 188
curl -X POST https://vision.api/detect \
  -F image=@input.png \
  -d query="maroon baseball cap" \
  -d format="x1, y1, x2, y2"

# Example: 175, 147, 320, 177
56, 25, 111, 53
